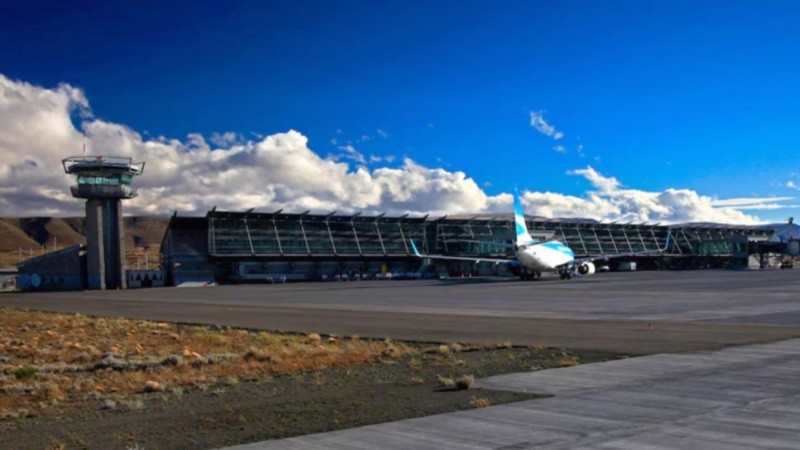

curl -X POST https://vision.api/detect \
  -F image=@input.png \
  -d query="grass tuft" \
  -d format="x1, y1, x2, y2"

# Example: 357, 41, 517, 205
469, 396, 492, 408
557, 356, 580, 367
14, 366, 36, 381
438, 374, 474, 390
437, 375, 455, 389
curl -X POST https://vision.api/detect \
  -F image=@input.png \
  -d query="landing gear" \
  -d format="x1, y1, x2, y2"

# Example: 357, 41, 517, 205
520, 270, 542, 281
559, 270, 573, 280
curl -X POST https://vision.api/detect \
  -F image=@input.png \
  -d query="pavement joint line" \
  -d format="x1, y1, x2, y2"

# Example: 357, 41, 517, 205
220, 337, 800, 449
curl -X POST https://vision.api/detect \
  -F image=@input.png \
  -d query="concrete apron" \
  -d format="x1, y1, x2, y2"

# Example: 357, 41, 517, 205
223, 338, 800, 450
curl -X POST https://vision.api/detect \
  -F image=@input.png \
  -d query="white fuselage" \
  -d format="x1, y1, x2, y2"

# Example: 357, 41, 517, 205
515, 241, 575, 272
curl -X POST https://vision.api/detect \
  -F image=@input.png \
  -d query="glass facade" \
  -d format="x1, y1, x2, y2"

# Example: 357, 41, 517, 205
160, 212, 780, 283
205, 211, 769, 259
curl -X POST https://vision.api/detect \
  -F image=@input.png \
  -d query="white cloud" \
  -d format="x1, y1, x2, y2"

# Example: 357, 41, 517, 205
553, 145, 566, 153
711, 197, 798, 211
538, 166, 779, 224
335, 144, 366, 165
0, 75, 505, 217
0, 75, 790, 225
377, 129, 388, 139
209, 131, 242, 148
711, 197, 795, 208
0, 74, 90, 216
788, 181, 799, 190
568, 166, 620, 193
368, 154, 397, 165
529, 110, 564, 140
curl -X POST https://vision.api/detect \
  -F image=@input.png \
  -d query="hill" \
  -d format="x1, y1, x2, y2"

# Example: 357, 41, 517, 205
0, 217, 171, 268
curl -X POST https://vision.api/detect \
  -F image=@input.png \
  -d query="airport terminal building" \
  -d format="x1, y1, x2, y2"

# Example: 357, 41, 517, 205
159, 209, 800, 286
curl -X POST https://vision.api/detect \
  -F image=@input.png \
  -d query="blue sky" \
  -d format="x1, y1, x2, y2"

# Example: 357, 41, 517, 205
1, 1, 799, 223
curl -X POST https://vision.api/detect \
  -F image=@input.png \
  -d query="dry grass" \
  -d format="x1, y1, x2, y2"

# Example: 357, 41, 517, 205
469, 396, 492, 408
0, 247, 162, 271
437, 373, 474, 390
436, 375, 455, 389
0, 308, 412, 418
557, 356, 580, 367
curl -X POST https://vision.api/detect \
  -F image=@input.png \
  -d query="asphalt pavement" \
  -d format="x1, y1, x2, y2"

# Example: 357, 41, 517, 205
2, 270, 800, 354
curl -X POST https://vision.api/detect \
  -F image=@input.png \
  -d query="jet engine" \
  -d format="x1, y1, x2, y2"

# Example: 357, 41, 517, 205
577, 261, 596, 275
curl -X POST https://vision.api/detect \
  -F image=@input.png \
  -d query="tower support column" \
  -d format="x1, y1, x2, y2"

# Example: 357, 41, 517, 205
85, 199, 106, 290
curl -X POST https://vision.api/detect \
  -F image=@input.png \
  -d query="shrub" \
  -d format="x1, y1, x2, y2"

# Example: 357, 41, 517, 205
455, 374, 474, 390
14, 366, 36, 381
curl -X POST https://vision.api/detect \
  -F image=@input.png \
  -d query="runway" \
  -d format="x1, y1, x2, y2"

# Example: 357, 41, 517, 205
2, 270, 800, 354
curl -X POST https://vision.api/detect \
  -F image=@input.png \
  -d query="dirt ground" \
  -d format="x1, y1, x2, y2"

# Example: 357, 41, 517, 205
0, 310, 619, 450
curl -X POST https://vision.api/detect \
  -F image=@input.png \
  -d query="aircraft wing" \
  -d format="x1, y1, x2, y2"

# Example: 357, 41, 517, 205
409, 240, 518, 265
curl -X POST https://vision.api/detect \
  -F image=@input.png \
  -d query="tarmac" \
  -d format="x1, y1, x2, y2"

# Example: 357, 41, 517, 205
3, 269, 800, 448
224, 338, 800, 450
2, 270, 800, 354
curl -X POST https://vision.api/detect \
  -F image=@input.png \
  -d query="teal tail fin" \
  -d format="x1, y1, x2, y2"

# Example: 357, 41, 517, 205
409, 239, 422, 257
514, 188, 534, 246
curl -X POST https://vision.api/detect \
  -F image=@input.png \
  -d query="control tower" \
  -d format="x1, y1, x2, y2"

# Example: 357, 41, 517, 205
63, 156, 145, 289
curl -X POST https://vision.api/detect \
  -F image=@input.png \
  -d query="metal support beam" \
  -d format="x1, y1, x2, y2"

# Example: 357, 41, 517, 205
325, 212, 337, 256
635, 226, 648, 252
607, 226, 620, 253
621, 226, 634, 252
576, 224, 588, 254
272, 219, 284, 256
243, 218, 255, 255
591, 225, 603, 255
351, 214, 363, 256
298, 211, 311, 255
374, 213, 387, 256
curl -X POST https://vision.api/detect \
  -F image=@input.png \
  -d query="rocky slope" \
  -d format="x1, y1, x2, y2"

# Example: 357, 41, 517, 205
0, 217, 170, 267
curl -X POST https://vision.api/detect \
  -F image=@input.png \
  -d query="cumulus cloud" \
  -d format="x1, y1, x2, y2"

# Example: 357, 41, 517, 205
0, 75, 90, 215
209, 131, 242, 148
0, 74, 507, 217
0, 75, 791, 225
788, 181, 799, 190
529, 110, 563, 140
522, 165, 783, 225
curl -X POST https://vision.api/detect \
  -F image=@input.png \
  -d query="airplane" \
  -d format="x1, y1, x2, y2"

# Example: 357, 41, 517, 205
409, 189, 670, 281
